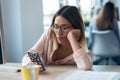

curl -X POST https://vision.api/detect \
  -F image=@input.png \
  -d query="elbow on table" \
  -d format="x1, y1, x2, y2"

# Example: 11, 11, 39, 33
77, 62, 93, 70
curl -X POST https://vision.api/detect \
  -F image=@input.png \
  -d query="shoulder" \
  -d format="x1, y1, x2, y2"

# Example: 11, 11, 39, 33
44, 27, 53, 35
42, 27, 53, 38
33, 27, 53, 46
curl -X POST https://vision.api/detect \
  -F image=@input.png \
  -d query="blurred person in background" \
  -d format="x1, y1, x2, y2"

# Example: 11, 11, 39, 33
88, 1, 120, 65
88, 1, 120, 49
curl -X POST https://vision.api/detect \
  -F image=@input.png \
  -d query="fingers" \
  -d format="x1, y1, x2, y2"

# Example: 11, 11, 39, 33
28, 62, 37, 65
68, 29, 81, 41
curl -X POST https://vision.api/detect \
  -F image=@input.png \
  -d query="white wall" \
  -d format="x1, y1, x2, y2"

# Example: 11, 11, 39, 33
20, 0, 43, 57
0, 0, 43, 62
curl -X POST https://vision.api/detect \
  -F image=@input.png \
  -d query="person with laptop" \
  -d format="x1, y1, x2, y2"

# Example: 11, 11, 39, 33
22, 6, 92, 70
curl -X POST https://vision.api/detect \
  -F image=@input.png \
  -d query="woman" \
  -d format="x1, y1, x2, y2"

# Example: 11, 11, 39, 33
22, 6, 92, 70
88, 1, 120, 50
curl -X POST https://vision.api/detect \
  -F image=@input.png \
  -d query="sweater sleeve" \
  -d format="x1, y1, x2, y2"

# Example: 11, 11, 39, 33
73, 48, 92, 70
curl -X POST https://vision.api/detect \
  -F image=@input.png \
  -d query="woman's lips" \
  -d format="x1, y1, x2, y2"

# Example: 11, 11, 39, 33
57, 37, 64, 40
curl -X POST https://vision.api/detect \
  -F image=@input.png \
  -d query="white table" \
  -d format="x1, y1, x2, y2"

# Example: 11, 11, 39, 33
0, 63, 120, 80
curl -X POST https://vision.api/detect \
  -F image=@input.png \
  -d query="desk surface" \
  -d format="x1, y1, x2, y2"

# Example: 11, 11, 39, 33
0, 63, 120, 80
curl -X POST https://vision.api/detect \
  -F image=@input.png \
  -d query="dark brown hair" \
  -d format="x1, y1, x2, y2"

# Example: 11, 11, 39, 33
51, 6, 87, 49
96, 2, 116, 30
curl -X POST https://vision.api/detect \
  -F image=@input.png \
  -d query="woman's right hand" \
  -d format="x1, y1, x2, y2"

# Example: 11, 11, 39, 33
67, 29, 82, 52
22, 54, 37, 66
28, 62, 37, 65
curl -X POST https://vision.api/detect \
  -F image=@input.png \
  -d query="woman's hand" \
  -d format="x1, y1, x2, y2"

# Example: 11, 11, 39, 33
67, 29, 81, 52
67, 29, 81, 41
28, 62, 37, 65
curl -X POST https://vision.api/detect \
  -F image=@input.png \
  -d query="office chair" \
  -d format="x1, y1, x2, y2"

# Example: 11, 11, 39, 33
91, 30, 120, 65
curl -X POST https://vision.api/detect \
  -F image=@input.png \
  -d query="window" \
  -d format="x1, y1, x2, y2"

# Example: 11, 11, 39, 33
43, 0, 92, 31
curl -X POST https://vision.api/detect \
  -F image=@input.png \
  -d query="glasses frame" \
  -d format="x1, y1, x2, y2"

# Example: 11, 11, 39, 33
52, 24, 73, 32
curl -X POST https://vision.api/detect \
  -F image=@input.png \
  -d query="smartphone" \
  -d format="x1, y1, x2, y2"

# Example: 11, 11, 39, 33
27, 52, 45, 71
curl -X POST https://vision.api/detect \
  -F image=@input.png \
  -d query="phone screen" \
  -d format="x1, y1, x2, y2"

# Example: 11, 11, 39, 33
27, 52, 45, 71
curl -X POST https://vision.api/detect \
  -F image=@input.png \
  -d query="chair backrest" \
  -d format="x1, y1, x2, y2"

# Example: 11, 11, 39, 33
92, 30, 120, 58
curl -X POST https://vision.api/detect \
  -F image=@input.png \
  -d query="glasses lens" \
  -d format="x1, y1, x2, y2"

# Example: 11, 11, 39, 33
61, 26, 71, 30
53, 25, 59, 29
53, 25, 72, 31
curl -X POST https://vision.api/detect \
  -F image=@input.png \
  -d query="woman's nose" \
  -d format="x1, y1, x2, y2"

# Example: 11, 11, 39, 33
57, 28, 63, 34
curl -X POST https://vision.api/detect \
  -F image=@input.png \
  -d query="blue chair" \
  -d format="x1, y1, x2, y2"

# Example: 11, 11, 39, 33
91, 30, 120, 65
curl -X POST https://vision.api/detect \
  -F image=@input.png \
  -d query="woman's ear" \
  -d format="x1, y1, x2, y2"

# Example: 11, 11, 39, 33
52, 31, 58, 50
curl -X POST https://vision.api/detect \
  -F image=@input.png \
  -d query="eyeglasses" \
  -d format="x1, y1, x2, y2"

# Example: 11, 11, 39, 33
53, 24, 73, 31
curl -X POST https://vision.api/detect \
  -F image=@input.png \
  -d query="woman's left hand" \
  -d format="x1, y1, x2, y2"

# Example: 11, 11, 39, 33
67, 29, 81, 41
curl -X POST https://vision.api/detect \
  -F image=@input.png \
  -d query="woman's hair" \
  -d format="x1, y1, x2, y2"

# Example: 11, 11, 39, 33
96, 1, 116, 30
51, 6, 87, 49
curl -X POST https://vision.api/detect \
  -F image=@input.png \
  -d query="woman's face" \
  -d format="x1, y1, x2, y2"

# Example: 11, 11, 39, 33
53, 16, 73, 44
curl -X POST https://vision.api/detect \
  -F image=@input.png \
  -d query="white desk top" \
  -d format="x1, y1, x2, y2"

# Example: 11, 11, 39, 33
0, 63, 120, 80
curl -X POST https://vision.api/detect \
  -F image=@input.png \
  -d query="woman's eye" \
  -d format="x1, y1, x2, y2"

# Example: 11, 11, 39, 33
54, 26, 59, 29
55, 27, 59, 29
62, 26, 68, 30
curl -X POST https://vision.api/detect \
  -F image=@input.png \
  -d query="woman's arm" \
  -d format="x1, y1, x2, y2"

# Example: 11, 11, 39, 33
73, 49, 92, 70
67, 29, 92, 70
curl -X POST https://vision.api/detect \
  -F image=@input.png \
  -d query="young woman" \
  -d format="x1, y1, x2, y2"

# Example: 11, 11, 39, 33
22, 6, 92, 70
